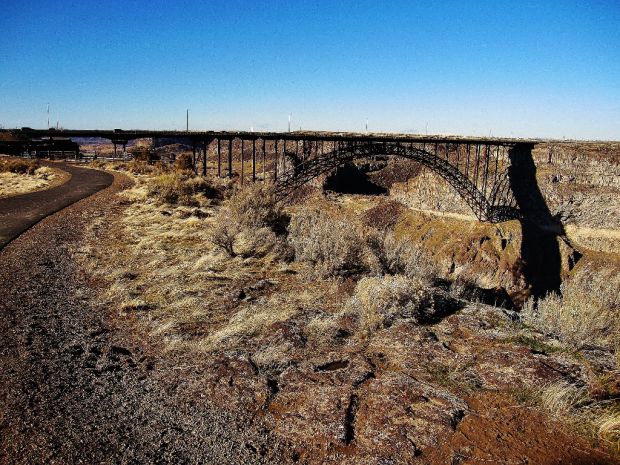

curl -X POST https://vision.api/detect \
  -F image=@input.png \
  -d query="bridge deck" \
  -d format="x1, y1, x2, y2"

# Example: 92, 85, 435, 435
0, 128, 584, 145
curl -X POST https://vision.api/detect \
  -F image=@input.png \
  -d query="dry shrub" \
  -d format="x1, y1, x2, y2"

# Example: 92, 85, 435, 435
175, 153, 194, 171
226, 183, 284, 232
365, 230, 437, 284
147, 172, 211, 206
0, 158, 39, 175
362, 200, 406, 230
126, 160, 157, 175
34, 166, 55, 180
89, 159, 108, 170
210, 184, 287, 258
349, 275, 435, 335
288, 206, 367, 278
522, 266, 620, 354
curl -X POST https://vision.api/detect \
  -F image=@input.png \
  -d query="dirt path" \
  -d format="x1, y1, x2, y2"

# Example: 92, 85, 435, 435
0, 173, 284, 464
0, 162, 112, 249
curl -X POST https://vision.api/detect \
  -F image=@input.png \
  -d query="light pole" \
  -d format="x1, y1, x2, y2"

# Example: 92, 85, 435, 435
47, 103, 50, 129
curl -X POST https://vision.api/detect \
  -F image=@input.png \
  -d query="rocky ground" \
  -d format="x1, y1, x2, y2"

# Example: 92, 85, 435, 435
68, 161, 619, 463
1, 143, 619, 464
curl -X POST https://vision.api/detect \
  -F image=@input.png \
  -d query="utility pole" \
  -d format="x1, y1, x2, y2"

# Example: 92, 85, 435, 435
47, 103, 50, 129
365, 118, 368, 133
186, 109, 189, 132
288, 113, 291, 133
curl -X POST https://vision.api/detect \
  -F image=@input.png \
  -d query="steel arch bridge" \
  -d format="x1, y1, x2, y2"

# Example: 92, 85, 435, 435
274, 140, 521, 222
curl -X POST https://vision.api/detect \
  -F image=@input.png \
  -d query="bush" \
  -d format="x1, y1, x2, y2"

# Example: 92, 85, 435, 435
126, 160, 157, 175
366, 231, 437, 284
349, 275, 435, 335
521, 266, 620, 354
210, 184, 287, 258
129, 145, 154, 162
211, 216, 238, 256
362, 200, 406, 231
288, 207, 367, 278
0, 158, 39, 175
175, 153, 194, 172
227, 184, 284, 232
147, 172, 211, 205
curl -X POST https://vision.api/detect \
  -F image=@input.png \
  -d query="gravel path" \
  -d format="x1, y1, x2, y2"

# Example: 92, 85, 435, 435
0, 172, 284, 464
0, 162, 113, 249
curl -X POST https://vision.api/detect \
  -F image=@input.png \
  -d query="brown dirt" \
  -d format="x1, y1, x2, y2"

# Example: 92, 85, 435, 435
425, 392, 619, 465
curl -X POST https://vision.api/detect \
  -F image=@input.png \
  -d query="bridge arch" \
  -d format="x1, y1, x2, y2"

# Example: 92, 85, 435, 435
274, 141, 519, 222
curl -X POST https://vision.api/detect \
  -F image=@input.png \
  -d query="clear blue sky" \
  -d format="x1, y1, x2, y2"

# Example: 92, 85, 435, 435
1, 0, 619, 139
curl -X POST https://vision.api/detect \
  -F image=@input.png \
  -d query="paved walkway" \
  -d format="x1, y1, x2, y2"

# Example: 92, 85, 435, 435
0, 163, 113, 249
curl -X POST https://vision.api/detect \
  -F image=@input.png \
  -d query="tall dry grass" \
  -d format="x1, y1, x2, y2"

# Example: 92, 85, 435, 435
146, 172, 212, 206
536, 381, 620, 451
0, 161, 59, 198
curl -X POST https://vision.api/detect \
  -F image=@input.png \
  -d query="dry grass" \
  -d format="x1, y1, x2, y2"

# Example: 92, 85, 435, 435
597, 412, 620, 446
76, 174, 323, 356
535, 381, 620, 451
522, 265, 620, 356
365, 230, 437, 284
0, 163, 60, 198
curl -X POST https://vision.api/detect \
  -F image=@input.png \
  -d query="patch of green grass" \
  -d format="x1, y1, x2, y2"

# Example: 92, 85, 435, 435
425, 360, 483, 394
503, 334, 563, 355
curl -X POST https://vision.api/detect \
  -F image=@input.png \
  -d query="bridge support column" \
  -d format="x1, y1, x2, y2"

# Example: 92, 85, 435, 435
252, 139, 256, 182
262, 139, 266, 182
192, 141, 197, 174
217, 138, 221, 177
241, 139, 244, 185
274, 139, 278, 181
228, 139, 232, 178
203, 140, 207, 176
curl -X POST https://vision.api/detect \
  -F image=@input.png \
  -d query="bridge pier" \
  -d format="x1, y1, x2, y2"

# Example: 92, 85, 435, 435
241, 139, 244, 185
217, 138, 221, 177
262, 139, 266, 182
252, 139, 256, 182
228, 139, 232, 178
274, 139, 278, 181
192, 141, 196, 174
203, 140, 207, 177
